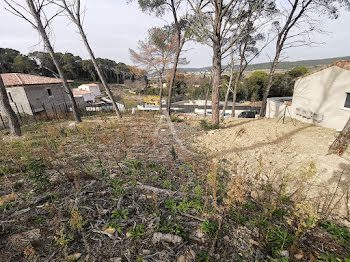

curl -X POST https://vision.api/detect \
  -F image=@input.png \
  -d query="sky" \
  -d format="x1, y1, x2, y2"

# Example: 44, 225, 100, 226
0, 0, 349, 68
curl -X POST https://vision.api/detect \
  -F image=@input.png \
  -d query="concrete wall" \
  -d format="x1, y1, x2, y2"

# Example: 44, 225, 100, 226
266, 98, 292, 119
79, 84, 101, 96
75, 92, 96, 102
5, 86, 33, 115
24, 84, 76, 114
291, 66, 350, 130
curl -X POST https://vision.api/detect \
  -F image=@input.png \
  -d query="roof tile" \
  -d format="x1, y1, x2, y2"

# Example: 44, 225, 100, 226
0, 73, 70, 87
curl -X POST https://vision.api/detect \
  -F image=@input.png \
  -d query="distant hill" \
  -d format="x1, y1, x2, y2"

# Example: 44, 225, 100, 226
179, 56, 350, 73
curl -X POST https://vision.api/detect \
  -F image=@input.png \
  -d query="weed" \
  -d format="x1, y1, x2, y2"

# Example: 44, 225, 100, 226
170, 116, 184, 123
229, 208, 247, 225
110, 178, 126, 197
178, 197, 204, 213
197, 250, 210, 261
55, 226, 74, 247
24, 158, 50, 193
127, 160, 143, 169
0, 203, 13, 211
266, 226, 294, 258
129, 224, 145, 239
170, 145, 177, 161
34, 216, 45, 224
321, 221, 350, 246
111, 209, 129, 221
156, 216, 183, 235
200, 120, 220, 131
162, 180, 172, 189
165, 199, 177, 214
202, 219, 218, 236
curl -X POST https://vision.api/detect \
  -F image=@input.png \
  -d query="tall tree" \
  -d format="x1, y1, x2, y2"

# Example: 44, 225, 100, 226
12, 55, 39, 74
134, 0, 188, 115
0, 48, 21, 73
260, 0, 350, 117
55, 0, 122, 118
187, 0, 264, 124
4, 0, 82, 123
130, 27, 177, 110
0, 75, 21, 136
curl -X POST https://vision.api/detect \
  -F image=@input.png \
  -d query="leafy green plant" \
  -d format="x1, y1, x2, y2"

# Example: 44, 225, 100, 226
202, 219, 218, 236
200, 120, 220, 131
229, 208, 247, 225
111, 209, 129, 221
162, 180, 172, 189
110, 178, 126, 197
129, 224, 145, 239
266, 226, 294, 258
156, 216, 183, 235
127, 160, 143, 169
321, 221, 350, 246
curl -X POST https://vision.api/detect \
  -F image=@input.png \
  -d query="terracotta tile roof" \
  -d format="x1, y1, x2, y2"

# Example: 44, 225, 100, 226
0, 73, 72, 88
295, 60, 350, 80
72, 89, 93, 96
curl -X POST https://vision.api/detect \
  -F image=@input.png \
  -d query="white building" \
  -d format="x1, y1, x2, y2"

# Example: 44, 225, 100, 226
290, 61, 350, 130
78, 83, 101, 97
72, 89, 95, 103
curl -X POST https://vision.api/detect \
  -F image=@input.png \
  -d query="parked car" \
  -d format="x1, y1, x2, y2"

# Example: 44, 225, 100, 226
238, 111, 256, 118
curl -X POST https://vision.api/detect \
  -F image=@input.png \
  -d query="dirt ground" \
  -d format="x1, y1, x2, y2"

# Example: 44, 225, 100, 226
193, 117, 350, 221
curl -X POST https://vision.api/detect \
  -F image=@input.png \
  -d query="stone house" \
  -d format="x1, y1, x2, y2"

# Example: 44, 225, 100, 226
1, 73, 84, 115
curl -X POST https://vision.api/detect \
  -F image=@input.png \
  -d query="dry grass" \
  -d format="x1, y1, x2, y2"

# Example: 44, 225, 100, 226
0, 113, 349, 261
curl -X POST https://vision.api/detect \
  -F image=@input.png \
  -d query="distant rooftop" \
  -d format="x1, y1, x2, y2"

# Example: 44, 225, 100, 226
1, 73, 72, 88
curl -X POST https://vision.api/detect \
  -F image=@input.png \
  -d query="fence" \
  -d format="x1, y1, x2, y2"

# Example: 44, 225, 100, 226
0, 102, 115, 131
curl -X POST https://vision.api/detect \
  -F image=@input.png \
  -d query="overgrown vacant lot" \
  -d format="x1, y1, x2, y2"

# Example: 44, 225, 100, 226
1, 113, 350, 262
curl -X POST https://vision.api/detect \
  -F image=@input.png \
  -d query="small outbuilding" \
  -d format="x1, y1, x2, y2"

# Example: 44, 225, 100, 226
1, 73, 84, 115
78, 83, 101, 97
290, 61, 350, 130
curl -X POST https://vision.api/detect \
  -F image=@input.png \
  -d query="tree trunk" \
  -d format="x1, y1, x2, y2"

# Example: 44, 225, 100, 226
260, 51, 280, 117
221, 50, 235, 121
167, 1, 184, 116
159, 77, 163, 112
26, 0, 81, 123
212, 42, 222, 125
204, 87, 210, 117
329, 117, 350, 155
0, 76, 21, 136
231, 72, 242, 117
77, 24, 122, 118
221, 85, 231, 121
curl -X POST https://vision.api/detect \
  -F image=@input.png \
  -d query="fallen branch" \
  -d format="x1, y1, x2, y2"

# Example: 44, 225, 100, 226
136, 183, 177, 196
152, 232, 183, 245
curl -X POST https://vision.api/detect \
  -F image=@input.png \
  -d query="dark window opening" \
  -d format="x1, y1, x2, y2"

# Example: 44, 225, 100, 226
345, 93, 350, 108
47, 89, 53, 96
8, 92, 14, 103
